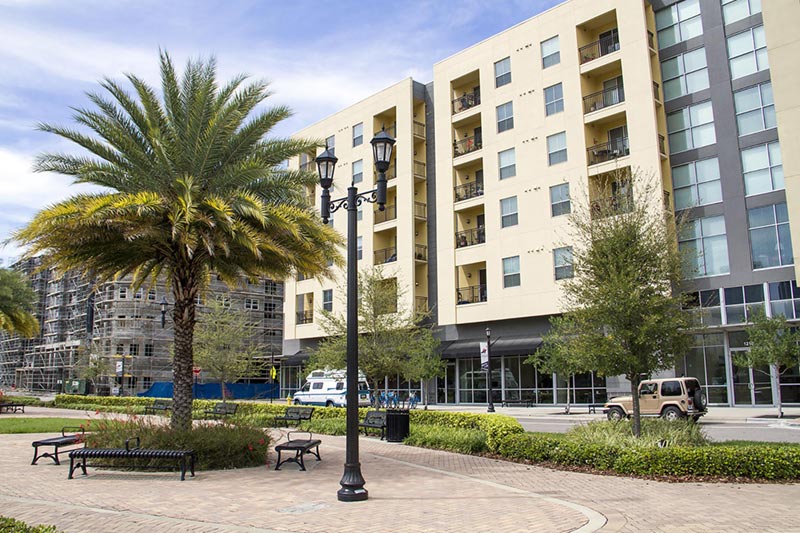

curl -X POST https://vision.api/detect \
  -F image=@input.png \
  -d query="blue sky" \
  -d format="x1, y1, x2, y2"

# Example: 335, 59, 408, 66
0, 0, 562, 264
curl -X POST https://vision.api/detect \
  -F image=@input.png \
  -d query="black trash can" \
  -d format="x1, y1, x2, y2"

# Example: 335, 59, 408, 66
385, 409, 410, 442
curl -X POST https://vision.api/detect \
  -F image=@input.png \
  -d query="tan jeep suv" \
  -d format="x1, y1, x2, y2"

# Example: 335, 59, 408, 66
604, 377, 708, 421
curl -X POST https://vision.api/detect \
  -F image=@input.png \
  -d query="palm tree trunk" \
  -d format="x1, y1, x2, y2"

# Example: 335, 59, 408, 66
171, 273, 198, 432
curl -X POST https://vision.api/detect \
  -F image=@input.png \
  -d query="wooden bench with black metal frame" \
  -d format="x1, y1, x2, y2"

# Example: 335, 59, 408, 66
0, 402, 26, 414
32, 426, 86, 465
274, 406, 315, 427
203, 402, 238, 419
68, 437, 196, 481
358, 410, 387, 440
500, 399, 533, 407
274, 431, 321, 471
144, 399, 172, 416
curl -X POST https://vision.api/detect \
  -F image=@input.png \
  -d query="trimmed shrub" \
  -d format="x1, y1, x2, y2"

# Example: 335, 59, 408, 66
566, 418, 708, 449
0, 517, 60, 533
495, 433, 559, 462
404, 425, 487, 454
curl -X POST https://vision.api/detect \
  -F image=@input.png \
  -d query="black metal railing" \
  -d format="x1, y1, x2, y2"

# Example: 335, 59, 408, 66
591, 193, 633, 218
374, 204, 397, 223
415, 244, 428, 261
413, 121, 425, 138
579, 33, 621, 64
457, 284, 487, 305
455, 226, 486, 248
414, 160, 426, 179
653, 81, 660, 101
414, 202, 427, 219
375, 124, 396, 138
587, 137, 630, 165
452, 90, 481, 114
454, 135, 482, 157
648, 30, 655, 50
297, 310, 313, 324
454, 181, 484, 202
582, 86, 625, 114
374, 246, 397, 264
658, 134, 666, 156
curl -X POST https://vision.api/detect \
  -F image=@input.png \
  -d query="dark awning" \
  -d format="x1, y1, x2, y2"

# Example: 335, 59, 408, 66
281, 351, 310, 366
441, 336, 543, 359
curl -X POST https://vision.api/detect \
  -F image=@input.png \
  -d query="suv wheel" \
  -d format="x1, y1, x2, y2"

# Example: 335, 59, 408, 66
607, 406, 625, 421
662, 405, 684, 421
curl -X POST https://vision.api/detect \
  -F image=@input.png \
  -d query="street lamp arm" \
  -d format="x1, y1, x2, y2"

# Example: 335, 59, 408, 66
327, 188, 379, 216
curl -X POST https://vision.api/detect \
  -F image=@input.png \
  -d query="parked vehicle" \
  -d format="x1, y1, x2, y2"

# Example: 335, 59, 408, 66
291, 369, 371, 407
604, 377, 708, 421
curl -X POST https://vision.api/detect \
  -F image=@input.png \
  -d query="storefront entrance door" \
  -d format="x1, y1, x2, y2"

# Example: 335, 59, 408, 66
731, 349, 773, 405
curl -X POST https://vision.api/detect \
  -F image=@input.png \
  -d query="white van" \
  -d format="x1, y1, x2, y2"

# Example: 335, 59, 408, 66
291, 369, 371, 407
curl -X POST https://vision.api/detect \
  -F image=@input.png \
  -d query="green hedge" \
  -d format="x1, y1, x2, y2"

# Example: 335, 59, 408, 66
0, 516, 59, 533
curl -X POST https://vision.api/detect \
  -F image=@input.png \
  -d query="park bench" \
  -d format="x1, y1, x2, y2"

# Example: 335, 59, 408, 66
274, 431, 321, 471
31, 426, 86, 465
0, 402, 26, 414
144, 399, 172, 416
359, 410, 387, 440
203, 402, 238, 419
274, 407, 315, 427
68, 437, 196, 481
500, 399, 533, 407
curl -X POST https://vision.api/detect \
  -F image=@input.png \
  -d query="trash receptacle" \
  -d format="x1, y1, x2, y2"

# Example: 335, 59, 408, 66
385, 409, 410, 442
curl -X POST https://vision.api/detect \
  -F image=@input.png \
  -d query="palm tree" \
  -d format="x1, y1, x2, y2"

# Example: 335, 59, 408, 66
0, 268, 40, 338
13, 52, 342, 430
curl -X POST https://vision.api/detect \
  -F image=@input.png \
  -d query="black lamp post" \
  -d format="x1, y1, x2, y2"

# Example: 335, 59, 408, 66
160, 297, 168, 329
317, 129, 395, 502
486, 326, 495, 413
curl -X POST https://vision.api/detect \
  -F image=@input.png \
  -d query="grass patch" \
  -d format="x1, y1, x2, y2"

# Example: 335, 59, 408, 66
565, 418, 709, 448
0, 418, 90, 434
0, 516, 60, 532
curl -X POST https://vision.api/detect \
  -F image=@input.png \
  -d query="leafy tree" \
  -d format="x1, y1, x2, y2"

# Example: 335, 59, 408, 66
13, 52, 342, 430
733, 309, 800, 418
0, 268, 39, 338
308, 267, 441, 398
534, 169, 692, 437
74, 341, 112, 394
526, 321, 585, 414
192, 298, 264, 403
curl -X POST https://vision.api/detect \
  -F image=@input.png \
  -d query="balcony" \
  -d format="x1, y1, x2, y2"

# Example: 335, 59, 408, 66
414, 160, 426, 180
454, 181, 484, 202
579, 33, 620, 65
452, 91, 480, 115
653, 81, 661, 104
374, 246, 397, 265
658, 134, 667, 158
413, 121, 425, 139
374, 123, 397, 138
415, 244, 428, 262
374, 163, 396, 182
648, 30, 656, 53
414, 202, 427, 219
591, 193, 633, 219
587, 138, 629, 166
583, 86, 625, 114
415, 296, 428, 313
297, 310, 313, 325
457, 285, 487, 305
300, 161, 315, 172
454, 136, 481, 158
455, 226, 485, 248
374, 204, 397, 224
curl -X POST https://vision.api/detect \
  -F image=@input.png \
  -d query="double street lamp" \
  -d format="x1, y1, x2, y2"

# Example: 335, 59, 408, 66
316, 127, 395, 502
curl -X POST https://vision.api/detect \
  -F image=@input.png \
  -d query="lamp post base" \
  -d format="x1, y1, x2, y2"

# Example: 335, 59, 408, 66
338, 462, 368, 501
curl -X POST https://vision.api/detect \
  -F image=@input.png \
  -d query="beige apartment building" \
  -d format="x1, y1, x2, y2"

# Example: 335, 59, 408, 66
285, 0, 800, 407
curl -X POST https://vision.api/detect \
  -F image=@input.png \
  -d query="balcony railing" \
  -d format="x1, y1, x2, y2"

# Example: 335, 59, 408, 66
415, 244, 428, 261
582, 86, 625, 114
457, 284, 487, 305
452, 90, 481, 115
413, 121, 425, 138
591, 193, 633, 218
415, 296, 428, 313
587, 137, 630, 166
455, 226, 486, 248
658, 134, 666, 156
374, 246, 397, 264
375, 124, 396, 138
653, 81, 661, 101
414, 201, 427, 219
374, 204, 397, 224
454, 136, 482, 157
648, 30, 655, 50
454, 181, 484, 202
579, 33, 621, 64
297, 310, 313, 325
414, 160, 426, 179
374, 164, 396, 181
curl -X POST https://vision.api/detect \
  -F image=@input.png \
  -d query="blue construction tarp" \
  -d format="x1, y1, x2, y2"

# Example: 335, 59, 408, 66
138, 381, 280, 400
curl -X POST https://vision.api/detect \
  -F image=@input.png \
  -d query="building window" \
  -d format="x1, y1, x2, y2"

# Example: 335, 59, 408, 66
494, 57, 511, 87
544, 83, 564, 116
725, 285, 764, 324
353, 122, 363, 147
727, 25, 768, 80
498, 148, 516, 179
357, 236, 363, 260
672, 157, 722, 210
734, 82, 775, 136
244, 298, 260, 310
769, 280, 800, 320
683, 289, 723, 326
357, 206, 363, 221
129, 344, 139, 357
748, 203, 793, 269
144, 344, 154, 357
550, 183, 571, 216
134, 289, 143, 300
554, 247, 574, 280
547, 132, 567, 165
500, 196, 518, 228
722, 0, 762, 26
323, 289, 333, 312
656, 0, 702, 49
496, 102, 513, 133
661, 47, 709, 101
147, 289, 156, 301
666, 101, 715, 154
541, 35, 560, 68
118, 287, 127, 299
678, 216, 730, 277
326, 134, 335, 156
742, 141, 783, 196
352, 159, 363, 184
503, 256, 521, 288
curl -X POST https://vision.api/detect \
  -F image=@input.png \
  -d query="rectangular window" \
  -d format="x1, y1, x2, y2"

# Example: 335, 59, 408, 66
352, 159, 363, 184
129, 344, 139, 357
500, 196, 518, 228
678, 216, 730, 277
244, 298, 260, 310
550, 183, 571, 216
547, 132, 567, 165
496, 102, 514, 133
118, 287, 127, 299
541, 36, 560, 68
544, 83, 564, 116
323, 289, 333, 312
672, 157, 722, 210
742, 141, 783, 196
357, 236, 363, 261
326, 134, 336, 156
722, 0, 762, 26
554, 247, 574, 280
725, 285, 765, 324
494, 57, 511, 87
661, 47, 709, 101
769, 280, 800, 320
734, 82, 775, 136
357, 206, 363, 221
727, 25, 768, 79
748, 203, 793, 269
147, 289, 156, 301
666, 101, 715, 154
656, 0, 702, 49
498, 148, 516, 179
144, 344, 154, 357
134, 289, 143, 300
503, 256, 521, 288
352, 122, 363, 147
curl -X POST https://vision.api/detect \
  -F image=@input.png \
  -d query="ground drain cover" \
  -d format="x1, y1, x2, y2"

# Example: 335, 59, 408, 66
277, 502, 328, 514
